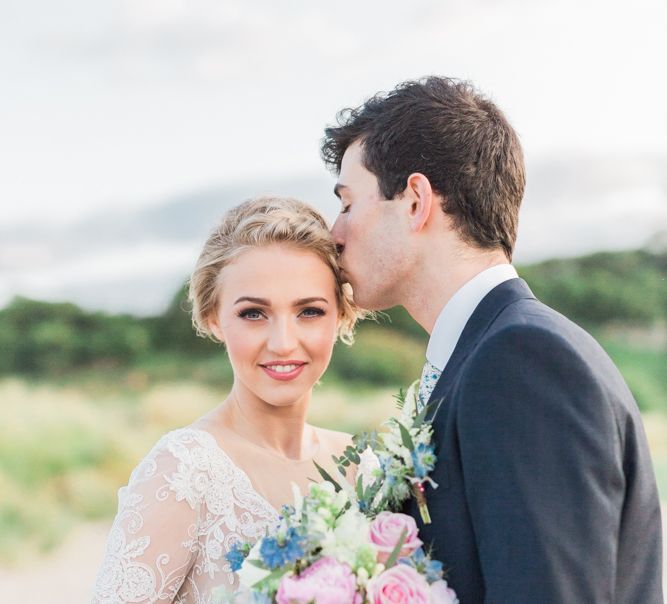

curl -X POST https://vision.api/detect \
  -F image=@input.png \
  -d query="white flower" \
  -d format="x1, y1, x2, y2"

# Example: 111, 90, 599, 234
321, 508, 375, 569
291, 482, 304, 518
236, 541, 270, 588
308, 512, 330, 536
399, 381, 420, 421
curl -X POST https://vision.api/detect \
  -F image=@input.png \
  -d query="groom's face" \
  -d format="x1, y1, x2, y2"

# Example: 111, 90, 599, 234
332, 141, 411, 310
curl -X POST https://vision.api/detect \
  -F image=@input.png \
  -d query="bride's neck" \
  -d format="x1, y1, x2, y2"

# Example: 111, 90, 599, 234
214, 386, 316, 461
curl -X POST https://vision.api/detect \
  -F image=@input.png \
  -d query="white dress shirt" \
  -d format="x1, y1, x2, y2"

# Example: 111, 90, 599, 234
426, 264, 519, 372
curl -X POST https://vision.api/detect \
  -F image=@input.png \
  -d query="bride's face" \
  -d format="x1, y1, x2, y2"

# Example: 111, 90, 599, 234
210, 243, 340, 408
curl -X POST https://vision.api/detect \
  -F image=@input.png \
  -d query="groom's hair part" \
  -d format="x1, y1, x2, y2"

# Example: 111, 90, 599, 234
321, 76, 525, 260
188, 196, 361, 344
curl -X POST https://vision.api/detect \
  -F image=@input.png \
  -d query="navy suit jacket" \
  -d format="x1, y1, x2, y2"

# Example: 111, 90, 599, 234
406, 278, 662, 603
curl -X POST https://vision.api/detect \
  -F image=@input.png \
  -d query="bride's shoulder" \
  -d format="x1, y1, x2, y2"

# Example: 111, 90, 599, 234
123, 426, 236, 509
313, 425, 354, 454
128, 426, 225, 482
144, 425, 219, 458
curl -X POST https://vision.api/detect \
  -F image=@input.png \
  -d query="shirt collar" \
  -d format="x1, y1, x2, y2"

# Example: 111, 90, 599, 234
426, 264, 518, 371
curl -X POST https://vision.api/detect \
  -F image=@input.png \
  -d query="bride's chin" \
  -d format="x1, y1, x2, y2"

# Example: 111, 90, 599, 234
256, 388, 312, 409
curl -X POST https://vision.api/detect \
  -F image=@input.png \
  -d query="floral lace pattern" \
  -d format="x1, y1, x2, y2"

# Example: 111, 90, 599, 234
91, 428, 280, 603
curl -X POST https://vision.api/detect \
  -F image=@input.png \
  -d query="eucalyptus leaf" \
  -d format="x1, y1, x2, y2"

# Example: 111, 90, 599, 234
313, 461, 342, 492
385, 528, 408, 568
356, 475, 364, 500
398, 422, 415, 450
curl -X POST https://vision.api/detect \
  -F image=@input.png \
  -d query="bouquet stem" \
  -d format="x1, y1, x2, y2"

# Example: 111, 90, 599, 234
412, 483, 431, 524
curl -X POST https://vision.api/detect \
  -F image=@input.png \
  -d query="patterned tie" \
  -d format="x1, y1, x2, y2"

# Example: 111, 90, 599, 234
418, 359, 442, 412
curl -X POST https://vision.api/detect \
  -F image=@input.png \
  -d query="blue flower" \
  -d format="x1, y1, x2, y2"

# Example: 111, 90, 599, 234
259, 537, 285, 569
425, 558, 444, 583
411, 443, 436, 479
411, 547, 426, 564
225, 542, 247, 572
381, 453, 396, 471
280, 504, 295, 519
282, 527, 306, 564
251, 591, 272, 604
258, 528, 305, 570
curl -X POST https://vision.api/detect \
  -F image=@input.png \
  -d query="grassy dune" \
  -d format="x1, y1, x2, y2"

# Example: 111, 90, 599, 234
0, 376, 398, 564
1, 374, 665, 565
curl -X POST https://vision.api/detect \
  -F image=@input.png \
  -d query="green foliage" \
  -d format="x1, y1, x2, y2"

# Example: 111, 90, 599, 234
0, 297, 151, 375
329, 327, 424, 386
596, 336, 667, 413
518, 250, 667, 328
0, 247, 665, 390
145, 283, 219, 355
364, 306, 428, 343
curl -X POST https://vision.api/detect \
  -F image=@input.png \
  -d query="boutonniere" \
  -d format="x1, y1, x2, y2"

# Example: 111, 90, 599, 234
318, 381, 438, 524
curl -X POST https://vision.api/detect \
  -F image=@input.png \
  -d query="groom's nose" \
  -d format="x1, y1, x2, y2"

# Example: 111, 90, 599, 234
331, 217, 346, 251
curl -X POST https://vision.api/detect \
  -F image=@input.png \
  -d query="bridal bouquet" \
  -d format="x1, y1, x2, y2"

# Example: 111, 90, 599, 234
218, 481, 457, 604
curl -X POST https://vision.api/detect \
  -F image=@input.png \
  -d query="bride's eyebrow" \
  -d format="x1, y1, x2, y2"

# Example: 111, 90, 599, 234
234, 296, 269, 305
233, 296, 329, 306
293, 297, 329, 306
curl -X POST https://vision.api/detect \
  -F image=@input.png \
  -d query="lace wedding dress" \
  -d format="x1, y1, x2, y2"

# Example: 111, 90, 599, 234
91, 425, 369, 604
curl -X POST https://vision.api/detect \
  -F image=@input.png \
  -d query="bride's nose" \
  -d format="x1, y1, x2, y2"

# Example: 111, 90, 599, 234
266, 317, 298, 355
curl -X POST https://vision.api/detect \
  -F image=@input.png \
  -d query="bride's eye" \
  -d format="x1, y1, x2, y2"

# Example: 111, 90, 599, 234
238, 308, 265, 321
300, 307, 326, 319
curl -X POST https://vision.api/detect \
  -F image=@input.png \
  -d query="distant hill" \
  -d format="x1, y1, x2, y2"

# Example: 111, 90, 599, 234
519, 249, 667, 328
2, 248, 665, 380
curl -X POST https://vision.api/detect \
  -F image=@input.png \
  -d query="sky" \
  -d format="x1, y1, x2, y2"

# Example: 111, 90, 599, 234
1, 0, 666, 313
1, 0, 666, 227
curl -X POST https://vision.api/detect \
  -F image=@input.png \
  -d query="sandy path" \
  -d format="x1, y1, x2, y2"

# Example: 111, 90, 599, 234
2, 510, 666, 603
0, 522, 111, 604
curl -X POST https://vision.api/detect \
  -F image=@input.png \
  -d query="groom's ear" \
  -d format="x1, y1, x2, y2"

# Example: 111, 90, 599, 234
404, 172, 434, 233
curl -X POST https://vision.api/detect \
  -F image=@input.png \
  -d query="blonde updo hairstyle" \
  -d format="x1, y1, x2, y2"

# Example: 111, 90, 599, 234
189, 196, 360, 345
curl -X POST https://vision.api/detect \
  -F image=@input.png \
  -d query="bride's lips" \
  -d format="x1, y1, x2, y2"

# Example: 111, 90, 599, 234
259, 360, 307, 381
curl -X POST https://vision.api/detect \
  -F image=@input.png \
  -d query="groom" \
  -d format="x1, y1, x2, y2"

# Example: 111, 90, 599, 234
321, 77, 662, 602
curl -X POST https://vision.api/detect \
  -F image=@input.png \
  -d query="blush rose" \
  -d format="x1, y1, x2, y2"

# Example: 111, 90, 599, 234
369, 512, 423, 564
366, 564, 430, 604
276, 556, 361, 604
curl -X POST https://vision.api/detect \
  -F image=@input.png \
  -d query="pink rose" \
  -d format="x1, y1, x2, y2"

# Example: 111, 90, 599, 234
430, 580, 459, 604
366, 564, 430, 604
276, 556, 361, 604
369, 512, 423, 564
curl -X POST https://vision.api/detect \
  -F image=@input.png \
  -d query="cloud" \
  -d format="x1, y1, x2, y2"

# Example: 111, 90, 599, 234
0, 0, 665, 232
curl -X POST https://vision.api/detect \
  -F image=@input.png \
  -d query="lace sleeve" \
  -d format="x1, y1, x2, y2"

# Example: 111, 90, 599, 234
92, 435, 202, 604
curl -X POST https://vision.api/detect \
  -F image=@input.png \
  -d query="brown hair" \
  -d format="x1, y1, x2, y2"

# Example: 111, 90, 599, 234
321, 76, 525, 260
189, 196, 360, 344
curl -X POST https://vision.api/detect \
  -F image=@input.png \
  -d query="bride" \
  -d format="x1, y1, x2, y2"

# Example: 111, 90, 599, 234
91, 197, 365, 603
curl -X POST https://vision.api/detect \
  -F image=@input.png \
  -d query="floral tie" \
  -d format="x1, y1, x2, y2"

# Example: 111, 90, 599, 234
418, 359, 442, 412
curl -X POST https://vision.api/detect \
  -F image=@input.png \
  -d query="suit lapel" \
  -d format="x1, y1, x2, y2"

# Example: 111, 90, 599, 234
425, 278, 536, 422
